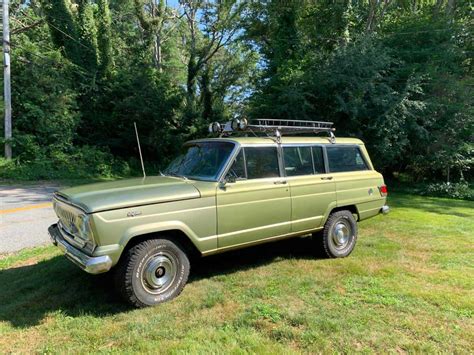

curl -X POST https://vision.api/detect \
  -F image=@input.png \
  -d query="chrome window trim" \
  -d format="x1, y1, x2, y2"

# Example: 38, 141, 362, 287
219, 141, 372, 181
322, 145, 330, 174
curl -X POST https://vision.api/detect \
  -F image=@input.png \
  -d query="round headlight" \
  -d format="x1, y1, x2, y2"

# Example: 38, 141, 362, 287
77, 214, 93, 240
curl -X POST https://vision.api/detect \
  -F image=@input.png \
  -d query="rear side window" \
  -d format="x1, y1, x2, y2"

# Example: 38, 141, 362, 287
327, 146, 369, 173
245, 147, 280, 179
283, 146, 313, 176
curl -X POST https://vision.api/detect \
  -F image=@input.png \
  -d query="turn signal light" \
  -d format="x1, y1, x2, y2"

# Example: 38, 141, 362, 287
379, 185, 388, 197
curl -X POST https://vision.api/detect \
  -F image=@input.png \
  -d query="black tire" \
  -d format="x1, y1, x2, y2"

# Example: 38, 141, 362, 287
115, 238, 190, 308
318, 210, 358, 258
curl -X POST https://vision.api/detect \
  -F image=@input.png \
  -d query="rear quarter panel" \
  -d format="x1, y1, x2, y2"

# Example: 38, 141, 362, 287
332, 144, 386, 220
333, 170, 386, 220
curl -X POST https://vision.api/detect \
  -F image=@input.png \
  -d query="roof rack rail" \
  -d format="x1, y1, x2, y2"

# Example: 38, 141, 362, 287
208, 118, 336, 143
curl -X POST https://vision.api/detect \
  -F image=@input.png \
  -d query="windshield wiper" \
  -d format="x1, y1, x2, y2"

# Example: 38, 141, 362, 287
162, 171, 188, 180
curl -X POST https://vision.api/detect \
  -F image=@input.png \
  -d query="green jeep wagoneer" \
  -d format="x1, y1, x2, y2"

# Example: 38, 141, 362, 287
49, 119, 389, 307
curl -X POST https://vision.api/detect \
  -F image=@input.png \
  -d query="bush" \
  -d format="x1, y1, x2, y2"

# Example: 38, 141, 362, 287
0, 146, 132, 181
421, 181, 473, 201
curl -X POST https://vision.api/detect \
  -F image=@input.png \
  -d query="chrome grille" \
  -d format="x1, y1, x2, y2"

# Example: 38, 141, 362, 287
52, 197, 95, 254
53, 198, 88, 244
54, 203, 76, 234
53, 200, 79, 236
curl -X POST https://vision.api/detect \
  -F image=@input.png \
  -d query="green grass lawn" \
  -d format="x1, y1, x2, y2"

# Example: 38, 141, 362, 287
0, 193, 473, 353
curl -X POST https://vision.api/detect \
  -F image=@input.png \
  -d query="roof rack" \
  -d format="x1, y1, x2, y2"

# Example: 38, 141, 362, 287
208, 118, 336, 143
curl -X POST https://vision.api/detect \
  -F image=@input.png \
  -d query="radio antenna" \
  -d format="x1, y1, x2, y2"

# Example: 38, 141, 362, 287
134, 122, 146, 178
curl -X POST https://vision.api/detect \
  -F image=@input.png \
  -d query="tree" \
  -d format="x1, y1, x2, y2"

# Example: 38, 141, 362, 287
97, 0, 114, 76
180, 0, 244, 119
133, 0, 182, 72
3, 0, 471, 184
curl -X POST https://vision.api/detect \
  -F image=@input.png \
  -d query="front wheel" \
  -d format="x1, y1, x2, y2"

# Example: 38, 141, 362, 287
319, 210, 358, 258
115, 238, 190, 308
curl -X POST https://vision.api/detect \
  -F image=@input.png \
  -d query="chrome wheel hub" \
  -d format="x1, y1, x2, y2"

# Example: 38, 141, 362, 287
142, 252, 177, 294
331, 221, 351, 250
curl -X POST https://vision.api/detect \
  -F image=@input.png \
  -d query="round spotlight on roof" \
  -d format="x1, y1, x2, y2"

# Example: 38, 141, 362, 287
231, 118, 240, 131
231, 117, 248, 131
238, 117, 248, 130
209, 122, 221, 134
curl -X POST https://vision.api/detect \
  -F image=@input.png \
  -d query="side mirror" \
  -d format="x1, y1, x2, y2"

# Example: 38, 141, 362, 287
226, 175, 237, 183
219, 175, 236, 189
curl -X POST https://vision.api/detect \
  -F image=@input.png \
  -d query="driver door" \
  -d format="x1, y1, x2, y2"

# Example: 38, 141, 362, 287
216, 145, 292, 249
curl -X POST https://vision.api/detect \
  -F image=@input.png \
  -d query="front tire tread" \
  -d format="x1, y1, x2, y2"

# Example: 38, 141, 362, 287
115, 238, 190, 308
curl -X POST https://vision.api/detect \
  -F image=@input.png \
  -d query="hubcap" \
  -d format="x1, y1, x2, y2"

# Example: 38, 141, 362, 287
142, 252, 177, 294
331, 220, 351, 250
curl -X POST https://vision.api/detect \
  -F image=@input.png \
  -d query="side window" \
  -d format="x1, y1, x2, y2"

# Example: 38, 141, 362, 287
245, 147, 280, 179
327, 146, 368, 173
311, 146, 325, 174
226, 150, 246, 180
283, 146, 313, 176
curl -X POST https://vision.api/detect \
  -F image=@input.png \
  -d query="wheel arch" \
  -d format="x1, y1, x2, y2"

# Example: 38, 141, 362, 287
120, 229, 202, 263
329, 205, 360, 221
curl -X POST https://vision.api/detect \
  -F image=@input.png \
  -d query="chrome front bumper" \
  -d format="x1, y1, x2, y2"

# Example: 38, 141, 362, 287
49, 224, 112, 274
381, 205, 390, 215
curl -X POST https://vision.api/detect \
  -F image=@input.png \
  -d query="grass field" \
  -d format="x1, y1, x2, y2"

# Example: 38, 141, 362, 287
0, 193, 473, 353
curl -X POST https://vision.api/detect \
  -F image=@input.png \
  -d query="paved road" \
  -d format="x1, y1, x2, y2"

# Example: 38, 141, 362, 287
0, 185, 60, 254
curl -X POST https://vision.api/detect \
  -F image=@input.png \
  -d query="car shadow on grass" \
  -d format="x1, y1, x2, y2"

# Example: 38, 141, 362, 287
0, 237, 320, 328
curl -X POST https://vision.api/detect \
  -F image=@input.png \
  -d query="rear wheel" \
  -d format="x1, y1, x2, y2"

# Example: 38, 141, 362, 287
318, 210, 358, 258
115, 238, 190, 308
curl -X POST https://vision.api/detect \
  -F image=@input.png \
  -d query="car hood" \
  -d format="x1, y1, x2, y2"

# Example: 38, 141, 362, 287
55, 176, 201, 213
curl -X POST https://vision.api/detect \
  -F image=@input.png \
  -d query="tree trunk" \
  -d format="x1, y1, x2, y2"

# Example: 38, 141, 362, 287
157, 36, 162, 72
187, 56, 198, 107
366, 0, 376, 33
446, 0, 455, 15
200, 65, 213, 122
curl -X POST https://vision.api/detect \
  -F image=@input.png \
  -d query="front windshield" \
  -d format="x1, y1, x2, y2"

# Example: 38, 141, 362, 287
164, 141, 235, 181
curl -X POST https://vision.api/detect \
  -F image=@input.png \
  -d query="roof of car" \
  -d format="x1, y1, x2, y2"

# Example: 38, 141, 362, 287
191, 136, 365, 145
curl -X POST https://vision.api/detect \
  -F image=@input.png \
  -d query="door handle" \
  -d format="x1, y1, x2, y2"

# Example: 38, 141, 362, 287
321, 176, 333, 180
274, 180, 287, 185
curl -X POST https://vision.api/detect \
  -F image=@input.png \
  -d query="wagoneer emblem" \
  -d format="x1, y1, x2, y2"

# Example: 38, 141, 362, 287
127, 211, 142, 217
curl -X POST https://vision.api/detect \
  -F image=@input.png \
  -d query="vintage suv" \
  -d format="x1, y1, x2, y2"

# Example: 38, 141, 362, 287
49, 119, 389, 307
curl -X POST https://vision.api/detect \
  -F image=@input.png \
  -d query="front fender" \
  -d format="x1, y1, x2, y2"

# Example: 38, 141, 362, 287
120, 220, 217, 254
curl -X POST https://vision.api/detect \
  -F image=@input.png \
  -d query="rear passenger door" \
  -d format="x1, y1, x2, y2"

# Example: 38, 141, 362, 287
283, 145, 336, 232
216, 145, 291, 249
326, 145, 383, 218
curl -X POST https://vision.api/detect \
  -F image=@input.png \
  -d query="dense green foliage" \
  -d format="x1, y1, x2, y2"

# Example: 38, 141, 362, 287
0, 0, 472, 186
422, 181, 473, 200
